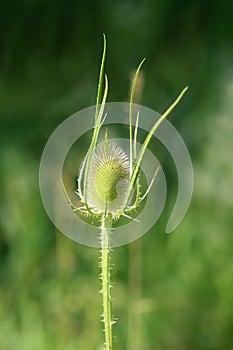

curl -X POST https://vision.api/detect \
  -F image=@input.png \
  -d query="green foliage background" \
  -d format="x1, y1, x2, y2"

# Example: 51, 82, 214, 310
0, 0, 232, 349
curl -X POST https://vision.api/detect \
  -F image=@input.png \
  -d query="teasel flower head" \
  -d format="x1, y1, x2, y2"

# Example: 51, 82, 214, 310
85, 139, 131, 215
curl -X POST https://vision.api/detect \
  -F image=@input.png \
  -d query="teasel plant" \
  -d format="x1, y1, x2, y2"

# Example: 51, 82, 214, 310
62, 35, 188, 349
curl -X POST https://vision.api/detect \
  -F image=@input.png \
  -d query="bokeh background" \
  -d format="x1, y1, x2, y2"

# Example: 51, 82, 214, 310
0, 0, 232, 349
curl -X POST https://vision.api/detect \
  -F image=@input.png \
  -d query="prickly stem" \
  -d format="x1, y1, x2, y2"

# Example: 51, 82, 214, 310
100, 214, 113, 350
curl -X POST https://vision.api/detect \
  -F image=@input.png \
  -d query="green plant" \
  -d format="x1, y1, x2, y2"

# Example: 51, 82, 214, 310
63, 35, 188, 350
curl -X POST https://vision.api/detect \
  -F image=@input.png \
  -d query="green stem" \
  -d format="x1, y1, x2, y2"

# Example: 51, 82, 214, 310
100, 215, 113, 350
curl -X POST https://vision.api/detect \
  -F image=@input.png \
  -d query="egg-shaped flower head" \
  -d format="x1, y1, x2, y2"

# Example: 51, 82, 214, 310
86, 140, 130, 215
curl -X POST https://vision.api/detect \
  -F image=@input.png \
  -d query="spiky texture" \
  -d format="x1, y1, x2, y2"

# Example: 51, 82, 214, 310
86, 142, 130, 215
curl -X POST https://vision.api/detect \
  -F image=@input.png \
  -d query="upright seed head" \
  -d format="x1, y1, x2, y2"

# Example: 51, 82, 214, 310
86, 140, 130, 215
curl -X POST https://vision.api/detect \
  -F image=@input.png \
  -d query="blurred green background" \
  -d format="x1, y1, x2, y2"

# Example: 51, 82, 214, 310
0, 0, 232, 349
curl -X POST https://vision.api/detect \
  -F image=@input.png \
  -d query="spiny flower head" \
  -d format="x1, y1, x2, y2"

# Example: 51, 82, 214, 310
86, 141, 130, 214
